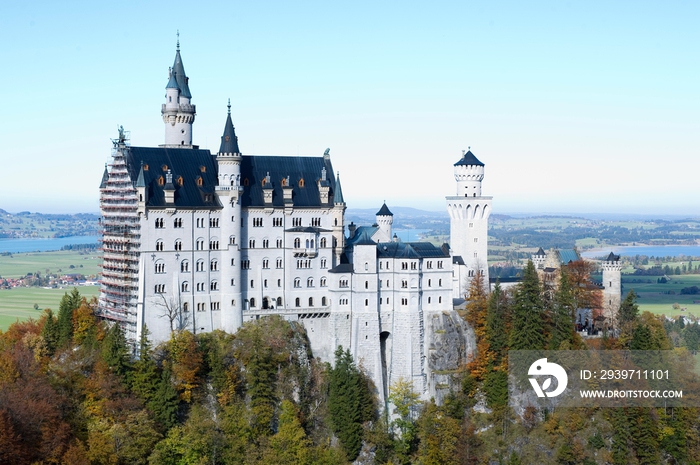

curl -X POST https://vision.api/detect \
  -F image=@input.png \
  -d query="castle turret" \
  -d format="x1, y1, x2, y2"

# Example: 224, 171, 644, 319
332, 171, 346, 265
602, 252, 622, 327
375, 203, 393, 242
216, 101, 243, 333
446, 149, 492, 296
161, 37, 196, 147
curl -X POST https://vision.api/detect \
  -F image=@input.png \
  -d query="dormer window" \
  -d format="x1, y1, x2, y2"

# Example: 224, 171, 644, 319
176, 176, 183, 186
157, 176, 164, 186
200, 166, 206, 173
243, 178, 250, 186
196, 177, 203, 187
162, 164, 168, 172
281, 178, 287, 187
298, 178, 305, 187
143, 164, 149, 171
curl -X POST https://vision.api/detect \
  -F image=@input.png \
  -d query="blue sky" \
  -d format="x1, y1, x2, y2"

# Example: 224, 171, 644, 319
0, 1, 697, 215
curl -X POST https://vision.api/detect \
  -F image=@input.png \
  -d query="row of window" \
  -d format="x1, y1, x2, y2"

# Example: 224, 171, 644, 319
155, 239, 219, 251
293, 277, 328, 288
379, 260, 445, 271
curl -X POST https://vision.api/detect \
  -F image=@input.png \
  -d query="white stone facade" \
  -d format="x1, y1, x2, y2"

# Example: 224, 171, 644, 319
99, 44, 484, 403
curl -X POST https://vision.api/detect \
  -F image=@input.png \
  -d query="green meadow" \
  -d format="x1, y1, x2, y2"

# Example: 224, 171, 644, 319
624, 274, 700, 319
0, 250, 101, 279
0, 285, 100, 331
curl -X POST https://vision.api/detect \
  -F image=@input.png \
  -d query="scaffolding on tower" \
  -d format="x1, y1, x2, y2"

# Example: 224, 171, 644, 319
97, 127, 141, 340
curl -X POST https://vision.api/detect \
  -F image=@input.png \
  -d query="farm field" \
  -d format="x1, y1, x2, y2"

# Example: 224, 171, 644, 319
624, 274, 700, 318
0, 285, 100, 331
0, 250, 101, 279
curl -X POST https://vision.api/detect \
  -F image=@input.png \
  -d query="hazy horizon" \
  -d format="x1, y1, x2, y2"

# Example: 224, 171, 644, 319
1, 2, 697, 217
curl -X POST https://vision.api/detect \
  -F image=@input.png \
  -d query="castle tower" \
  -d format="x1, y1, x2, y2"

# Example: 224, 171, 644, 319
375, 203, 393, 242
532, 247, 546, 269
446, 149, 492, 295
601, 252, 622, 326
332, 172, 346, 265
161, 38, 196, 147
216, 101, 243, 332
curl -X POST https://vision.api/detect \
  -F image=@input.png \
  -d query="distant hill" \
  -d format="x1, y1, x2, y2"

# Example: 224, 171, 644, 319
347, 207, 448, 218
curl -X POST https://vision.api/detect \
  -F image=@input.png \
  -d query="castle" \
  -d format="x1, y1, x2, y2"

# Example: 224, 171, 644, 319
98, 42, 488, 401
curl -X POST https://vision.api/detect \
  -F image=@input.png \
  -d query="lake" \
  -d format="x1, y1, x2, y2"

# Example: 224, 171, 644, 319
393, 229, 432, 242
0, 236, 100, 253
582, 245, 700, 259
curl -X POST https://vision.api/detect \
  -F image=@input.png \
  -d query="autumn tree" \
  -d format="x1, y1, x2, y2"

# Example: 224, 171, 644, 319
464, 271, 490, 381
389, 378, 420, 462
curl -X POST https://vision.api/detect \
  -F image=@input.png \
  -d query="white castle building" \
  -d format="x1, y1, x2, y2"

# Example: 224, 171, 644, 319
98, 43, 487, 401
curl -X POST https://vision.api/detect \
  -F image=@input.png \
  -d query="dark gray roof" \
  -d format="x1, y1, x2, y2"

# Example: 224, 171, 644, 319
535, 247, 546, 256
377, 242, 450, 259
171, 49, 192, 99
166, 71, 179, 89
99, 164, 109, 189
329, 263, 353, 273
605, 252, 620, 262
376, 203, 393, 216
334, 172, 345, 204
454, 150, 484, 167
452, 256, 465, 266
125, 146, 221, 209
218, 107, 240, 154
346, 226, 378, 247
285, 226, 331, 233
239, 155, 340, 208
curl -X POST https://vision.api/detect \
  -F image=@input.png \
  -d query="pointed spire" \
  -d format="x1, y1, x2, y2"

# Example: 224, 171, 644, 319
334, 172, 345, 204
100, 163, 109, 189
135, 162, 146, 188
376, 202, 393, 217
170, 36, 191, 99
219, 102, 240, 154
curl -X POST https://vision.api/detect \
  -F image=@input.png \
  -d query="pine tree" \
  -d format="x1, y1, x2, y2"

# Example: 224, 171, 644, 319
329, 347, 364, 461
56, 288, 81, 347
40, 309, 59, 356
608, 408, 631, 465
132, 326, 158, 402
630, 408, 659, 465
101, 322, 132, 382
486, 282, 509, 367
549, 270, 575, 350
148, 364, 179, 431
237, 326, 277, 437
509, 261, 546, 351
618, 290, 640, 325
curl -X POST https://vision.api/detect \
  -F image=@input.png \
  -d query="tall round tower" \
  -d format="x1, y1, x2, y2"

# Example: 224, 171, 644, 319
601, 252, 622, 327
446, 149, 492, 296
375, 202, 393, 242
161, 39, 196, 147
216, 101, 243, 333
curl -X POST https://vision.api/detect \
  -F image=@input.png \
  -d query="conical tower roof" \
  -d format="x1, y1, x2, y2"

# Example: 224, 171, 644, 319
218, 101, 240, 154
376, 202, 393, 216
454, 150, 484, 167
334, 172, 345, 204
171, 47, 191, 99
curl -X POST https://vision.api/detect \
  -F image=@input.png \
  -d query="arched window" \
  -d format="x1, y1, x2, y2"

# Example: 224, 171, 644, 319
428, 297, 431, 304
294, 238, 300, 248
295, 298, 300, 307
309, 297, 314, 307
365, 281, 368, 289
183, 302, 189, 312
306, 239, 310, 248
310, 239, 314, 248
294, 278, 301, 288
250, 298, 256, 308
320, 237, 327, 248
229, 235, 236, 245
307, 278, 314, 287
320, 277, 327, 287
174, 240, 182, 251
181, 260, 189, 272
155, 261, 165, 274
155, 240, 164, 251
210, 280, 218, 291
276, 297, 283, 307
196, 260, 205, 272
210, 260, 218, 271
322, 296, 327, 306
181, 282, 189, 292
